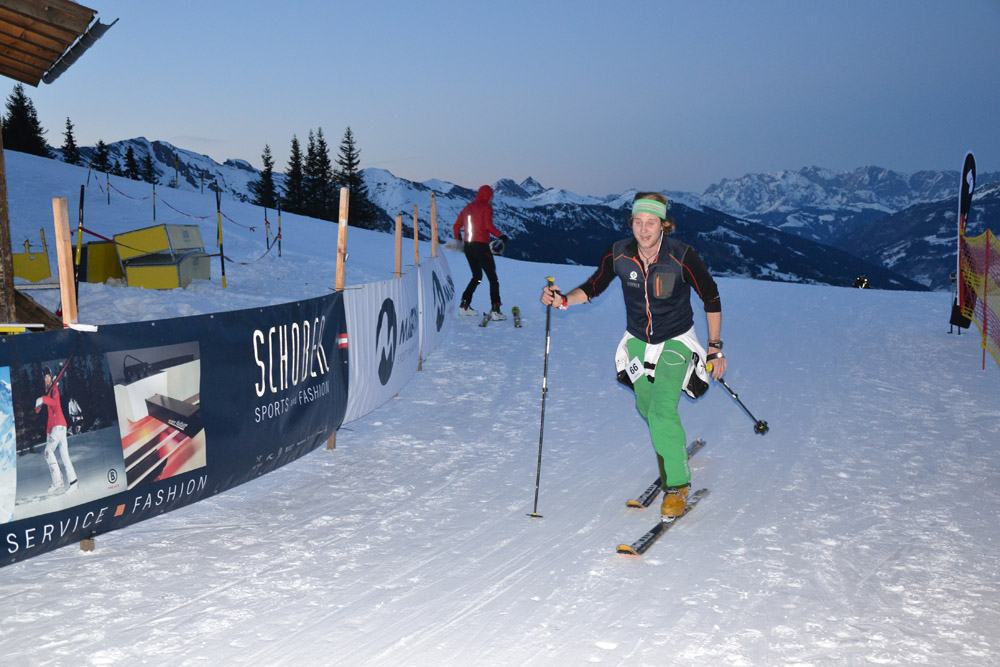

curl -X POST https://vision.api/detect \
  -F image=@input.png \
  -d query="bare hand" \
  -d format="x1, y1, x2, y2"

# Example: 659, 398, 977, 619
540, 285, 563, 307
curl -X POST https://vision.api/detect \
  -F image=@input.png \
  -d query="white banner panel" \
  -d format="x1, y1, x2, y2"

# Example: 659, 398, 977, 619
343, 270, 421, 423
418, 252, 456, 361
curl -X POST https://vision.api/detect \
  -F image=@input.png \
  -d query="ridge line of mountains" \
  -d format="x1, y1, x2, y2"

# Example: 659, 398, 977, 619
57, 137, 1000, 291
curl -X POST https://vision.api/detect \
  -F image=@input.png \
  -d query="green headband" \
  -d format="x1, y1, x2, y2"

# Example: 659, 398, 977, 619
632, 198, 668, 219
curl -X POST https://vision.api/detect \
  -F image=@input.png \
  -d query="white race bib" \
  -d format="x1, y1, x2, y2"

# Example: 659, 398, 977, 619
625, 356, 644, 384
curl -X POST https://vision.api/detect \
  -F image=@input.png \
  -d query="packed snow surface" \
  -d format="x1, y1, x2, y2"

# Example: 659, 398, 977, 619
1, 152, 998, 666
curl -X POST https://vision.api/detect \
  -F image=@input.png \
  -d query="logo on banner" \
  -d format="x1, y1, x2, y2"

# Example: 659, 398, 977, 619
432, 271, 454, 332
376, 298, 397, 385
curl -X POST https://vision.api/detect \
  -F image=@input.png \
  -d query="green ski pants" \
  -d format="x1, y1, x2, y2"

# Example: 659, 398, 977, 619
626, 337, 691, 489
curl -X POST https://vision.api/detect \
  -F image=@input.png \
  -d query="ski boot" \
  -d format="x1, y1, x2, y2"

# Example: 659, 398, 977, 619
660, 484, 690, 519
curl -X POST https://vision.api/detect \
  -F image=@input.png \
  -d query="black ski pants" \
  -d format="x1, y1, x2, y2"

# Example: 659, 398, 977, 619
460, 241, 501, 308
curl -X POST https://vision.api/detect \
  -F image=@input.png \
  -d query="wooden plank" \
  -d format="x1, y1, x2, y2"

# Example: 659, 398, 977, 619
0, 7, 82, 47
13, 289, 61, 329
0, 52, 45, 84
0, 0, 96, 35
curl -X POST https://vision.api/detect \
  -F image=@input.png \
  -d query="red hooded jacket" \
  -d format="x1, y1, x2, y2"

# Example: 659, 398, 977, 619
453, 185, 502, 243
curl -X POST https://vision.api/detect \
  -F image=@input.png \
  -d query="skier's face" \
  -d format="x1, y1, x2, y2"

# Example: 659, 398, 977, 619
632, 212, 663, 252
43, 374, 52, 390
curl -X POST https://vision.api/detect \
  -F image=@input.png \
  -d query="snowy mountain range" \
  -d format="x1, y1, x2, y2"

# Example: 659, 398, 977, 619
834, 180, 1000, 290
696, 166, 997, 243
54, 138, 999, 291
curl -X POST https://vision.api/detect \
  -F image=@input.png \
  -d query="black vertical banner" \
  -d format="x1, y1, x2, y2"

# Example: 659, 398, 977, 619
0, 292, 349, 567
954, 152, 977, 326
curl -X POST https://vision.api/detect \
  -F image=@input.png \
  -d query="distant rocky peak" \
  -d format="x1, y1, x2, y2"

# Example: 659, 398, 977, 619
519, 177, 546, 196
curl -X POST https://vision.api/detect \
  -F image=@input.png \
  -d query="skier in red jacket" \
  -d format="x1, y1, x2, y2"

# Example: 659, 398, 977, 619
35, 365, 79, 495
453, 185, 508, 320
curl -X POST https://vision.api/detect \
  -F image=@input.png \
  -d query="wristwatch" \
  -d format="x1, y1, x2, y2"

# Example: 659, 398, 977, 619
708, 340, 723, 349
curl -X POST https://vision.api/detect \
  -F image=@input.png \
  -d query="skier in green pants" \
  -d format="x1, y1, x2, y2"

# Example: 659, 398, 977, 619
540, 192, 726, 517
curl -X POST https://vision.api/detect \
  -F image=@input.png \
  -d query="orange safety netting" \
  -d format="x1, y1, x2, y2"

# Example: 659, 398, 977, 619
959, 229, 1000, 369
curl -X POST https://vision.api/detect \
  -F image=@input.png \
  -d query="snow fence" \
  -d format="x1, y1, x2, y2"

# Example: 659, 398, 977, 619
0, 252, 455, 567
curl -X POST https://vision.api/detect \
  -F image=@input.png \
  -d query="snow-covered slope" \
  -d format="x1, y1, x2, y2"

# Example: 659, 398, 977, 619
1, 148, 998, 666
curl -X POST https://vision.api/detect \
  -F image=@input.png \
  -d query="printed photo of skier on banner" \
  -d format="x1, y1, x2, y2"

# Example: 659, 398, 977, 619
0, 367, 15, 523
8, 355, 125, 522
106, 342, 206, 490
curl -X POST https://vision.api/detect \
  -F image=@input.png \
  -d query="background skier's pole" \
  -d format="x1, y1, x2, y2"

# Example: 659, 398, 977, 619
529, 277, 555, 518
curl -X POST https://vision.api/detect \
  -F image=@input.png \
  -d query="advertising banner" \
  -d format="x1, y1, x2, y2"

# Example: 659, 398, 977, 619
417, 253, 456, 361
0, 292, 348, 566
343, 270, 421, 423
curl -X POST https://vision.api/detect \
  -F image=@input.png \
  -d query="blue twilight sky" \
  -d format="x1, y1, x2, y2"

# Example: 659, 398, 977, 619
16, 0, 1000, 196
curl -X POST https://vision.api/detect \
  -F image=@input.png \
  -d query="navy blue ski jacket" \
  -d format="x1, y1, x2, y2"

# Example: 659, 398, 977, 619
577, 236, 721, 344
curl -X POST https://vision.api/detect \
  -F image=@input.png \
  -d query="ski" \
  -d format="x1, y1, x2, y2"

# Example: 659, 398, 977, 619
617, 488, 709, 556
512, 305, 522, 328
15, 483, 76, 506
626, 438, 705, 508
478, 312, 490, 327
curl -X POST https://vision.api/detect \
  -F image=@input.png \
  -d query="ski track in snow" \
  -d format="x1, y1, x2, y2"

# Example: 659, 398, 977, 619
2, 153, 999, 665
4, 276, 997, 667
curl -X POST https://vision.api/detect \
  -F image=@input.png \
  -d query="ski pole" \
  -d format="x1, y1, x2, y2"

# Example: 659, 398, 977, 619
706, 363, 769, 435
529, 277, 556, 518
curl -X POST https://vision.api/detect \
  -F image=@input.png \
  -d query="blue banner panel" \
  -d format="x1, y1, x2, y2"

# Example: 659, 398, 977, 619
0, 292, 348, 566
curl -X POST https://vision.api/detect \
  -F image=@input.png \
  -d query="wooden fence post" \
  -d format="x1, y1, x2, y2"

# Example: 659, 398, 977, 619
52, 198, 78, 326
394, 214, 402, 278
413, 204, 419, 265
329, 187, 351, 451
336, 187, 349, 291
430, 193, 438, 258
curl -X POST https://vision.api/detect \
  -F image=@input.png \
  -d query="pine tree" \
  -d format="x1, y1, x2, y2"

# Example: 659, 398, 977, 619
2, 83, 52, 158
123, 146, 141, 180
90, 139, 111, 172
303, 128, 335, 220
61, 117, 81, 165
303, 131, 319, 217
282, 135, 305, 214
249, 144, 278, 209
335, 126, 379, 229
141, 152, 159, 184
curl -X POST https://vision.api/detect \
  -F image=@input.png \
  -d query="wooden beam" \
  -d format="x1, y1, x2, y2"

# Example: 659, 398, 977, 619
14, 289, 60, 329
0, 0, 95, 35
0, 21, 73, 59
0, 53, 45, 85
0, 123, 15, 322
0, 7, 85, 49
